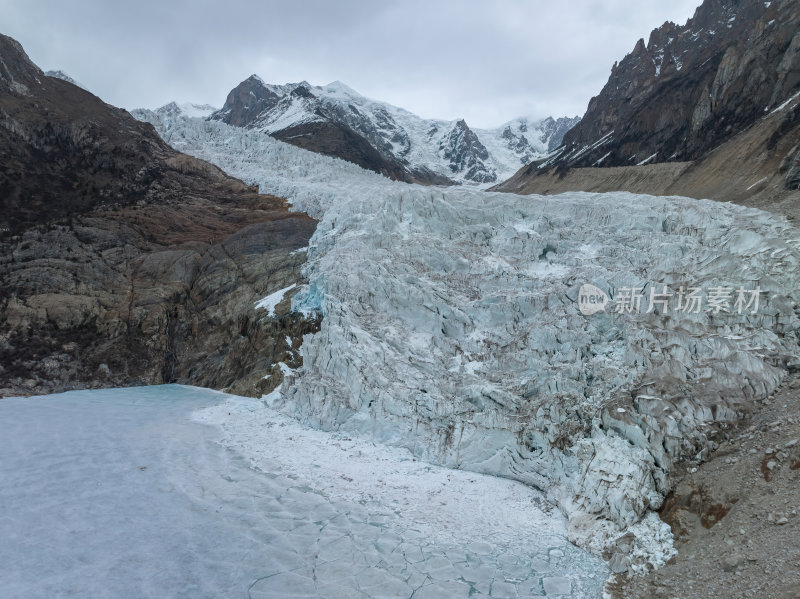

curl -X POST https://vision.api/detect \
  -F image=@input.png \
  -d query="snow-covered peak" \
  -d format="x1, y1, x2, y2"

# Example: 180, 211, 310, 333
210, 75, 580, 186
477, 115, 582, 168
250, 79, 315, 99
45, 69, 87, 90
131, 101, 218, 130
320, 80, 361, 99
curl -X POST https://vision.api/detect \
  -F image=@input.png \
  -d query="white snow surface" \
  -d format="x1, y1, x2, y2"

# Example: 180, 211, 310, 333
132, 102, 217, 130
134, 109, 800, 565
768, 90, 800, 116
0, 386, 607, 598
255, 283, 297, 316
176, 102, 217, 119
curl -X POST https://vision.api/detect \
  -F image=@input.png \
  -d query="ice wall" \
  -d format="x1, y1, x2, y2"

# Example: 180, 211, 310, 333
282, 187, 800, 561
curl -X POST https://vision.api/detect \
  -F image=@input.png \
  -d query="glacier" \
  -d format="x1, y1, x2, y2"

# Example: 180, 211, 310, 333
134, 109, 800, 570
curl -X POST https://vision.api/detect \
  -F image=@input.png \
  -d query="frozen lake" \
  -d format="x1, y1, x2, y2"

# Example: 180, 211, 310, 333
0, 385, 606, 598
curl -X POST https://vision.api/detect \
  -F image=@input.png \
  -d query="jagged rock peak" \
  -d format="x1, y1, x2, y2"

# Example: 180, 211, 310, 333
536, 0, 799, 169
0, 33, 44, 94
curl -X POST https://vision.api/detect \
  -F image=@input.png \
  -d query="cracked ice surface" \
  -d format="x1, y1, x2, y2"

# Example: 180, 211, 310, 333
0, 386, 606, 598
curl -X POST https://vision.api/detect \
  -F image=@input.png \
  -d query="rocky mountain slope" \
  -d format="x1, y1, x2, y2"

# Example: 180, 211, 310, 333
207, 76, 579, 185
499, 91, 800, 220
0, 34, 318, 397
497, 0, 800, 212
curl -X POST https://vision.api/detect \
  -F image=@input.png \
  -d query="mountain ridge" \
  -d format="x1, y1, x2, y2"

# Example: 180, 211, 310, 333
555, 0, 799, 167
207, 75, 579, 186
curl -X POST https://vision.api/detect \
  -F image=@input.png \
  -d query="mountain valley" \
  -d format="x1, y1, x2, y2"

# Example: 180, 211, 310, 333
2, 0, 800, 596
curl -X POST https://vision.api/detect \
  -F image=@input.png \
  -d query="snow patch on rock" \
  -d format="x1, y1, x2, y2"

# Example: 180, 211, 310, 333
255, 283, 297, 317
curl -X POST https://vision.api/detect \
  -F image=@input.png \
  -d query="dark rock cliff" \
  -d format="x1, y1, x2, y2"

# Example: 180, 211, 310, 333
556, 0, 800, 168
0, 35, 319, 397
495, 0, 800, 212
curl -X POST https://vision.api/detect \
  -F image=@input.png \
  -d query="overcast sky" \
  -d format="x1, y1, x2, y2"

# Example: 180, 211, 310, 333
1, 0, 702, 128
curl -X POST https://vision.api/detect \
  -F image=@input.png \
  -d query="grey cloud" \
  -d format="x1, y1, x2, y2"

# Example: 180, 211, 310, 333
0, 0, 701, 127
